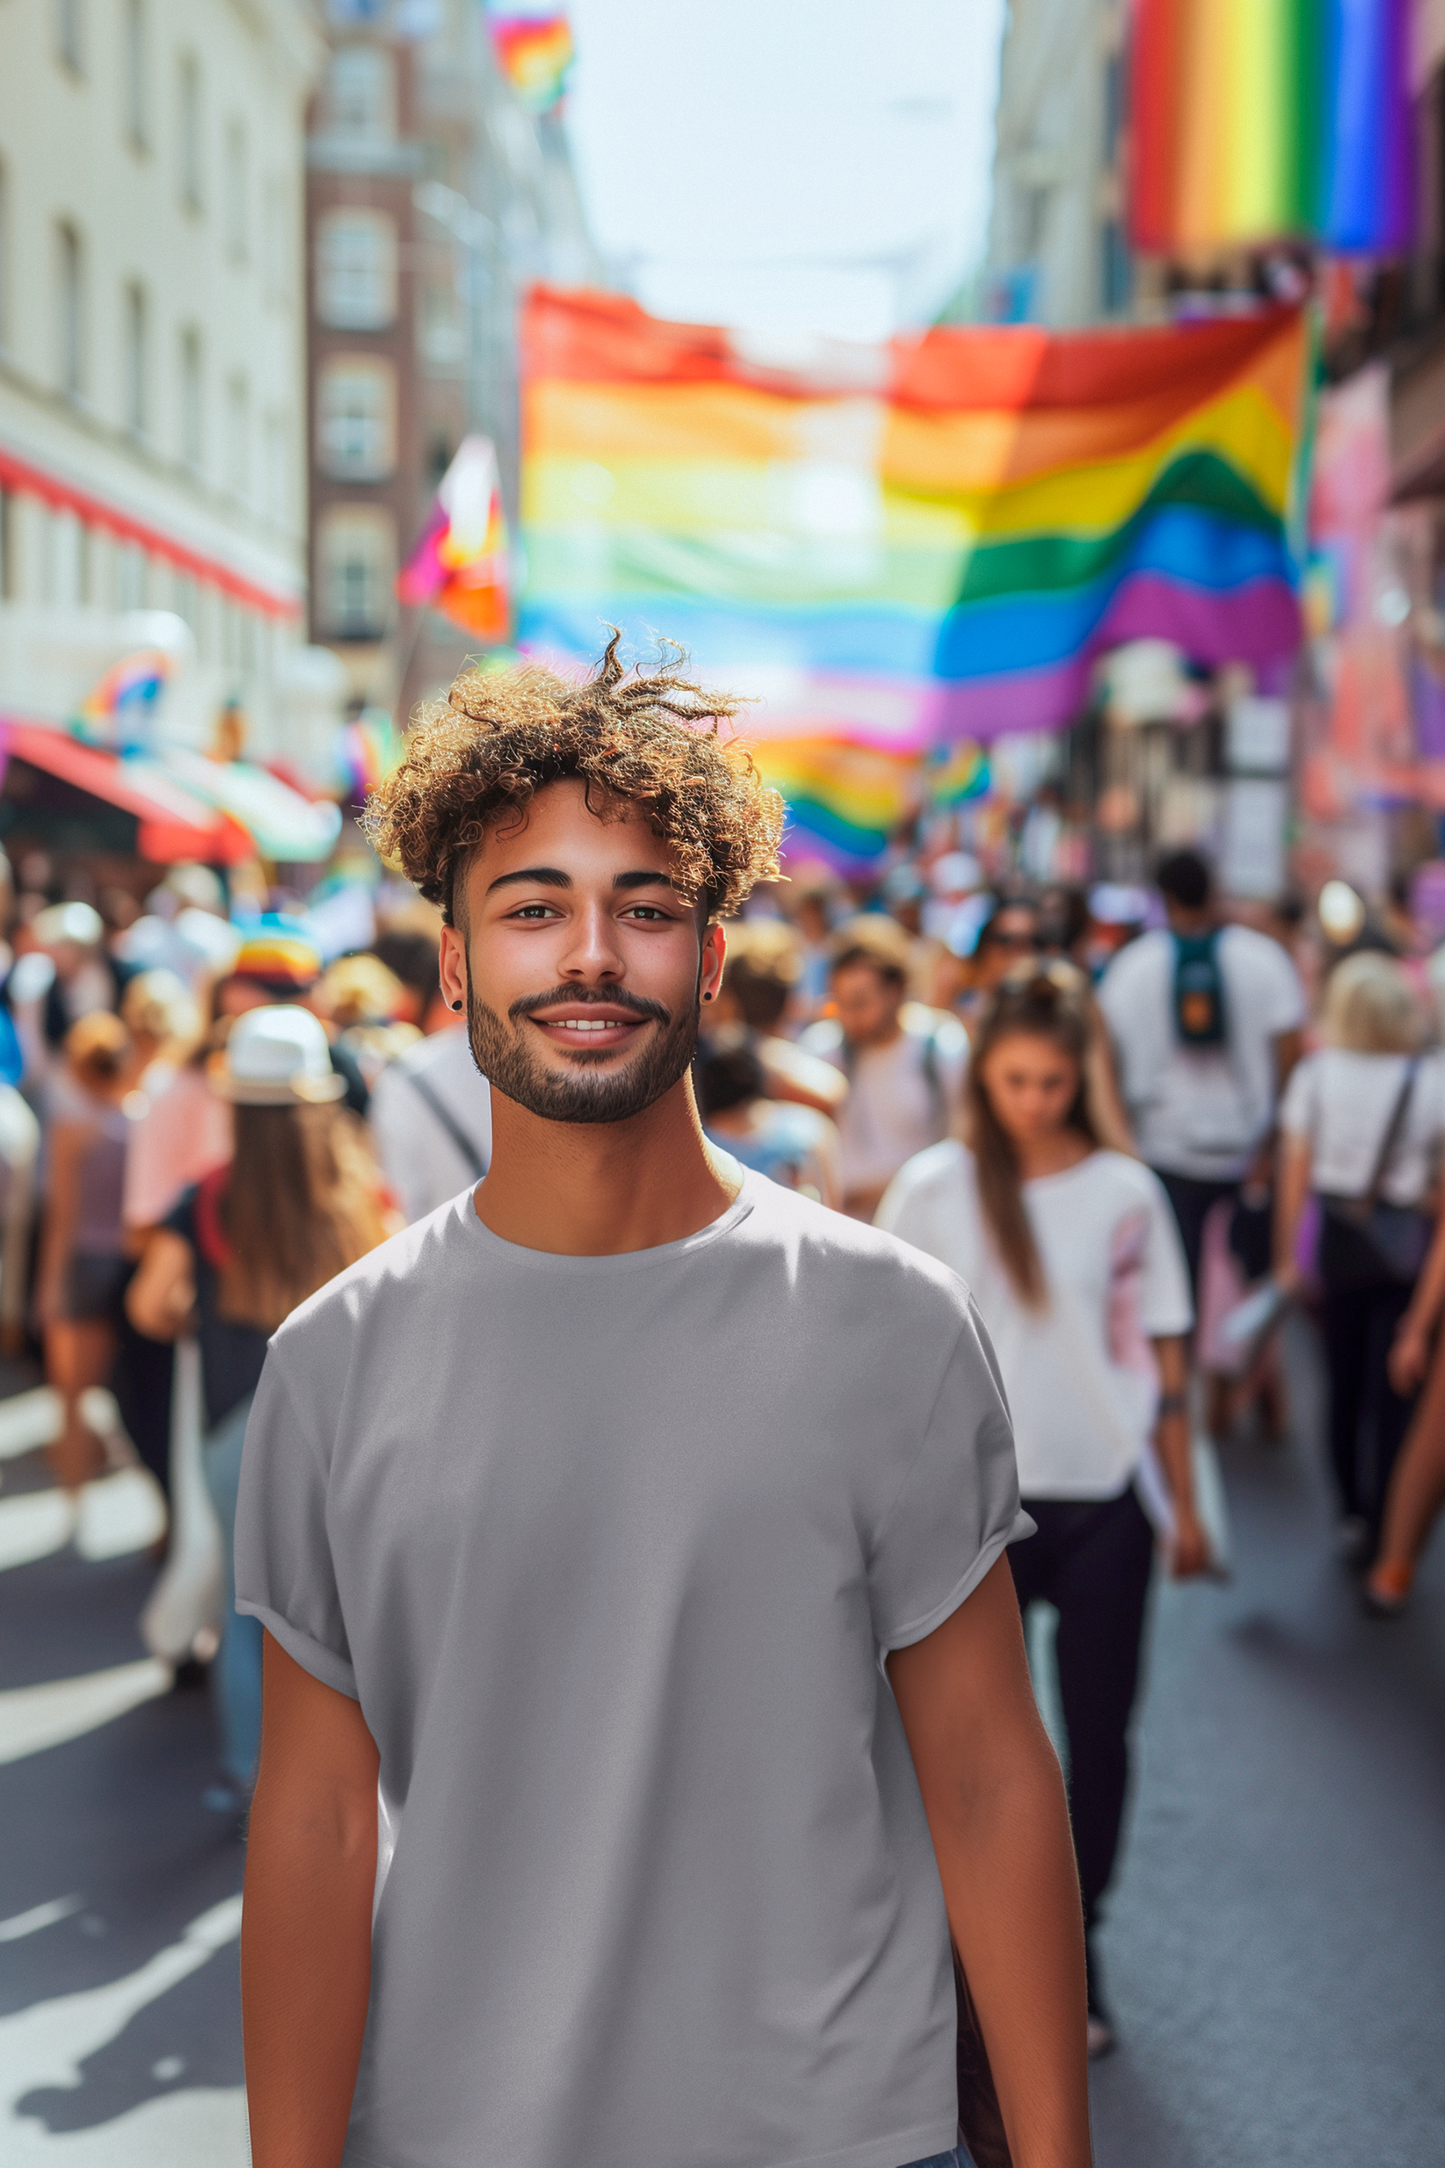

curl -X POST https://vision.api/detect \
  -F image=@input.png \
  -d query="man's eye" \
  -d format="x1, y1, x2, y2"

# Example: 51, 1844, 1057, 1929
510, 904, 559, 920
624, 905, 671, 921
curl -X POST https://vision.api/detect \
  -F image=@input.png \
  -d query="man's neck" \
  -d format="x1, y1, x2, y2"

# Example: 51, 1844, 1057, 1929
473, 1079, 740, 1256
1167, 906, 1213, 937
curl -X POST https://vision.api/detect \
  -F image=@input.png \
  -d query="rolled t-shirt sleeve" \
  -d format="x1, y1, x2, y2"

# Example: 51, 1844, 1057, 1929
234, 1348, 357, 1699
868, 1301, 1030, 1654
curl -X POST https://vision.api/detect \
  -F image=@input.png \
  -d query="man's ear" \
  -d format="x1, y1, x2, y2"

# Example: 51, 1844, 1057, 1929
700, 920, 726, 1004
438, 922, 469, 1014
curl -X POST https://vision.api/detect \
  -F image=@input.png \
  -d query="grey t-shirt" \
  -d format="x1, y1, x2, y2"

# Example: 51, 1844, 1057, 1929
235, 1171, 1026, 2168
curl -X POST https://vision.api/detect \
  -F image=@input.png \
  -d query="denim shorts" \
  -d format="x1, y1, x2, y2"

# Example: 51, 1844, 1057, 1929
901, 2151, 975, 2168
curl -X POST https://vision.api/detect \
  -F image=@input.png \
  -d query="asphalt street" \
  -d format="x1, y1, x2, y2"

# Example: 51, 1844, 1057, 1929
1, 1317, 1441, 2166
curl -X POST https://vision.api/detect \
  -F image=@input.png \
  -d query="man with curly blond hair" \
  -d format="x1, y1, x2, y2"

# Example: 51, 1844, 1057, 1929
235, 641, 1091, 2168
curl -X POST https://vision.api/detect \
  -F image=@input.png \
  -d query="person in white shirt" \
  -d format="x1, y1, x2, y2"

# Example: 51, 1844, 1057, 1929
368, 1023, 493, 1224
1274, 951, 1445, 1556
879, 959, 1208, 2058
802, 917, 967, 1219
1098, 850, 1306, 1300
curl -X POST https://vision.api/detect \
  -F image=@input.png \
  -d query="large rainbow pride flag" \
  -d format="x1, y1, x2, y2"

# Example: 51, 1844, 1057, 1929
520, 288, 1308, 770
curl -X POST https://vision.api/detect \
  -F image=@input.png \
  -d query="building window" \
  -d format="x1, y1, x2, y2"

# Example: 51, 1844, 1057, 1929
178, 53, 202, 212
226, 373, 250, 499
123, 0, 147, 148
318, 505, 396, 639
319, 45, 397, 142
315, 208, 397, 330
57, 0, 85, 74
180, 326, 202, 468
57, 222, 84, 396
225, 118, 248, 261
316, 356, 397, 479
123, 281, 147, 432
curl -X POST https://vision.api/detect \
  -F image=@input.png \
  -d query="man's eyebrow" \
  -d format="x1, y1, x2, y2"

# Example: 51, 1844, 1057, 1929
485, 866, 572, 895
484, 866, 679, 897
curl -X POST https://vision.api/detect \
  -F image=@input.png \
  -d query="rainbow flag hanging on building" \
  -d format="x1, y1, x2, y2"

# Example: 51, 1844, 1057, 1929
519, 287, 1308, 756
75, 646, 173, 743
1129, 0, 1412, 256
484, 1, 573, 113
399, 435, 511, 643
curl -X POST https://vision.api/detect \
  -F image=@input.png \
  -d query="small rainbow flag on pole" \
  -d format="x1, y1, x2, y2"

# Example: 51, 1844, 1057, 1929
1129, 0, 1412, 256
76, 647, 173, 744
484, 1, 574, 113
399, 435, 511, 644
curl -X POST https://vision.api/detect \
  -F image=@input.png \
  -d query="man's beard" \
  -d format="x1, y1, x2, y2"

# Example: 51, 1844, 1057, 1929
465, 982, 700, 1125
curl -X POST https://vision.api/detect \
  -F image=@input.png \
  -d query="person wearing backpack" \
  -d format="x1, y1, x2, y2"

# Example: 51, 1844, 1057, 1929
1097, 850, 1305, 1303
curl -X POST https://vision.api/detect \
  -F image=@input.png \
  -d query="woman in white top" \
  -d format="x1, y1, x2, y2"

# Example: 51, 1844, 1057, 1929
1275, 951, 1444, 1556
878, 960, 1206, 2057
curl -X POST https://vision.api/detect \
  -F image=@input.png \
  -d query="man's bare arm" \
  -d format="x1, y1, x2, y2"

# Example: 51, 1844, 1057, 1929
888, 1556, 1092, 2168
242, 1634, 379, 2168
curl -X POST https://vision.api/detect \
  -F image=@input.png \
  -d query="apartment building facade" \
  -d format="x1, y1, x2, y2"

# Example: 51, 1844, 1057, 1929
0, 0, 320, 748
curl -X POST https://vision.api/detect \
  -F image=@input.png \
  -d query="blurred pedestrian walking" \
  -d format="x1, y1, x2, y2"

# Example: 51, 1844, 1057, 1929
707, 920, 846, 1115
802, 917, 967, 1218
879, 960, 1208, 2058
36, 1012, 134, 1489
695, 1032, 840, 1204
126, 1006, 392, 1810
1363, 1203, 1445, 1614
1274, 953, 1444, 1559
368, 1014, 492, 1223
1098, 849, 1305, 1336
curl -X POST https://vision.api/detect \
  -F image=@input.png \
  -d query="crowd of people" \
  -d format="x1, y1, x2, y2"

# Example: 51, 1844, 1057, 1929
5, 751, 1445, 2092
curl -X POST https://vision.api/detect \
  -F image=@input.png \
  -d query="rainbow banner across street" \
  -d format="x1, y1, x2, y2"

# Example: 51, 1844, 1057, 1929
519, 288, 1308, 859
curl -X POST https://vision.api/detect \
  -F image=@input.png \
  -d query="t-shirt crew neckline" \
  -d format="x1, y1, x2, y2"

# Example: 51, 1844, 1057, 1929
463, 1165, 755, 1273
1018, 1151, 1097, 1194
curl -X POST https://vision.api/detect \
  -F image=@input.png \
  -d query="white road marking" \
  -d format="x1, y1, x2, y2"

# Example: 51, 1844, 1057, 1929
2, 2084, 247, 2165
74, 1471, 167, 1563
0, 1895, 242, 2106
0, 1661, 172, 1767
0, 1493, 75, 1574
0, 1898, 83, 1945
0, 1470, 168, 1575
0, 1391, 62, 1464
0, 1901, 247, 2163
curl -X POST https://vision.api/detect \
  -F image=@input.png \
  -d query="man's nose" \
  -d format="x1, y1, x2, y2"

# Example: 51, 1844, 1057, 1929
557, 899, 625, 980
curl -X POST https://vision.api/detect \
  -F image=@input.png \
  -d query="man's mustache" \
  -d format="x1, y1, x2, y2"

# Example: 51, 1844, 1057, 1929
506, 986, 672, 1027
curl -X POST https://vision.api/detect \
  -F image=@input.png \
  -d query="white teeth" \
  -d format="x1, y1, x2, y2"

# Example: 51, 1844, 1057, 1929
552, 1017, 627, 1031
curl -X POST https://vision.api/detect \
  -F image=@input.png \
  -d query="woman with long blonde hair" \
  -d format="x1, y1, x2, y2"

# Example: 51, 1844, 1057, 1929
1273, 949, 1445, 1560
128, 1006, 393, 1810
878, 960, 1207, 2058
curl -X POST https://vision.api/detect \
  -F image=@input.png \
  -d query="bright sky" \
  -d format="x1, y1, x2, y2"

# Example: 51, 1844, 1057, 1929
564, 0, 1007, 344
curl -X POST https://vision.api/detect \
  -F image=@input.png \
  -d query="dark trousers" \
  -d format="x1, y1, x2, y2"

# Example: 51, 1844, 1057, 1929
1321, 1281, 1415, 1532
1154, 1168, 1238, 1308
1008, 1489, 1154, 1927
